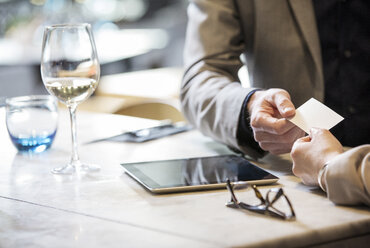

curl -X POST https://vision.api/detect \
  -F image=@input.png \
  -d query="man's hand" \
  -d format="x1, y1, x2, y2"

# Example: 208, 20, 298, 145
247, 89, 305, 154
291, 128, 343, 186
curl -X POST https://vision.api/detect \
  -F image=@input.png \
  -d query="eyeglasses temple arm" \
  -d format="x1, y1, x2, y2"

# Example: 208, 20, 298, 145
252, 185, 266, 205
226, 179, 239, 204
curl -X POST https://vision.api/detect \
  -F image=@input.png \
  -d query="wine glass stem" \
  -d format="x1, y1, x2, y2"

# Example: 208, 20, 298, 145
68, 104, 80, 167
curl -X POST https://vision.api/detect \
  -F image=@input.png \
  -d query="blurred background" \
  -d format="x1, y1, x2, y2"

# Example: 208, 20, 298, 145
0, 0, 188, 121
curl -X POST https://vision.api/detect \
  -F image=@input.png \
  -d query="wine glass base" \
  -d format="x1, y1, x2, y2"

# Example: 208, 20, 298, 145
51, 163, 100, 175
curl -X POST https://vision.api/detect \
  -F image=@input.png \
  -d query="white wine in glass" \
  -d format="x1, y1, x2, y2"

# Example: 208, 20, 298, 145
41, 23, 100, 175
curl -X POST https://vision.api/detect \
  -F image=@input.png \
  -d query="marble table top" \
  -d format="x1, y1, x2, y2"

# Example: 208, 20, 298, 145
0, 108, 369, 248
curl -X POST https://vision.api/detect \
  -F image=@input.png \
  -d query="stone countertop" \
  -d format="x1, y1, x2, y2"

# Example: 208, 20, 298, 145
0, 109, 369, 248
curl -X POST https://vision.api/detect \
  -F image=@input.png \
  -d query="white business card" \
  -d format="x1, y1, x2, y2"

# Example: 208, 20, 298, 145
287, 98, 344, 134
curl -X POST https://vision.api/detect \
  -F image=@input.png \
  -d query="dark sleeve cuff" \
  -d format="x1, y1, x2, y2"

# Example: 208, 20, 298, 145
236, 89, 267, 158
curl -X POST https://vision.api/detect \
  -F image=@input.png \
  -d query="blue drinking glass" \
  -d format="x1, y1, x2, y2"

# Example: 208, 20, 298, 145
6, 95, 58, 153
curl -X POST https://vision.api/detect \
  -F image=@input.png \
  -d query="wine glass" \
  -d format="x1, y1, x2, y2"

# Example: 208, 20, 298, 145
41, 23, 100, 175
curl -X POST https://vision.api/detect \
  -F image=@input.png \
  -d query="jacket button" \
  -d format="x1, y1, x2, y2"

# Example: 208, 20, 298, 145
344, 50, 352, 58
348, 106, 356, 114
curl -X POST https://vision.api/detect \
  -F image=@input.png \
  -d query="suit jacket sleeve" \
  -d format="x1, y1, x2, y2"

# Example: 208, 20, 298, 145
181, 0, 263, 158
324, 145, 370, 206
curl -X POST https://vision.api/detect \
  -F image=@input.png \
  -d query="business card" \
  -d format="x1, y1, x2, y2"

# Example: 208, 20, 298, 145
287, 98, 344, 134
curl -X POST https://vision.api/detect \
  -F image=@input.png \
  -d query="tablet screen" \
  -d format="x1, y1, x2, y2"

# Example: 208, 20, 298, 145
121, 154, 278, 193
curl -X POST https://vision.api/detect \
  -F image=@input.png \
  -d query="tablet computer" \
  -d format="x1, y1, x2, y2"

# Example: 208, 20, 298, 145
121, 154, 278, 194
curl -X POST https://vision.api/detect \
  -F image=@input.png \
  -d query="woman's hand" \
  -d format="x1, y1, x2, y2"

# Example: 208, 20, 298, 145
291, 128, 343, 186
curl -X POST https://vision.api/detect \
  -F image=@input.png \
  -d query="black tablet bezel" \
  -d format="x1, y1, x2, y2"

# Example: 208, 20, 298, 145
121, 154, 279, 194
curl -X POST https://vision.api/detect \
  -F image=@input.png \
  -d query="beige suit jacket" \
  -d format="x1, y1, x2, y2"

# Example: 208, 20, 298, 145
181, 0, 324, 157
324, 145, 370, 206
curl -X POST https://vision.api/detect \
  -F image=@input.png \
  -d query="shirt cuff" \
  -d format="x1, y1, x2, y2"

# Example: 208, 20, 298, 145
236, 89, 266, 158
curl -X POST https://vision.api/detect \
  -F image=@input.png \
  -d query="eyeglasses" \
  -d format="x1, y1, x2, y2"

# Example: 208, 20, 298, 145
225, 179, 296, 220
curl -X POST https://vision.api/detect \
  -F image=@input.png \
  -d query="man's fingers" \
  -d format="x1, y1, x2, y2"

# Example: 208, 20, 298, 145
254, 126, 304, 143
251, 112, 297, 134
255, 126, 305, 154
247, 88, 301, 155
271, 90, 295, 118
258, 142, 293, 155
